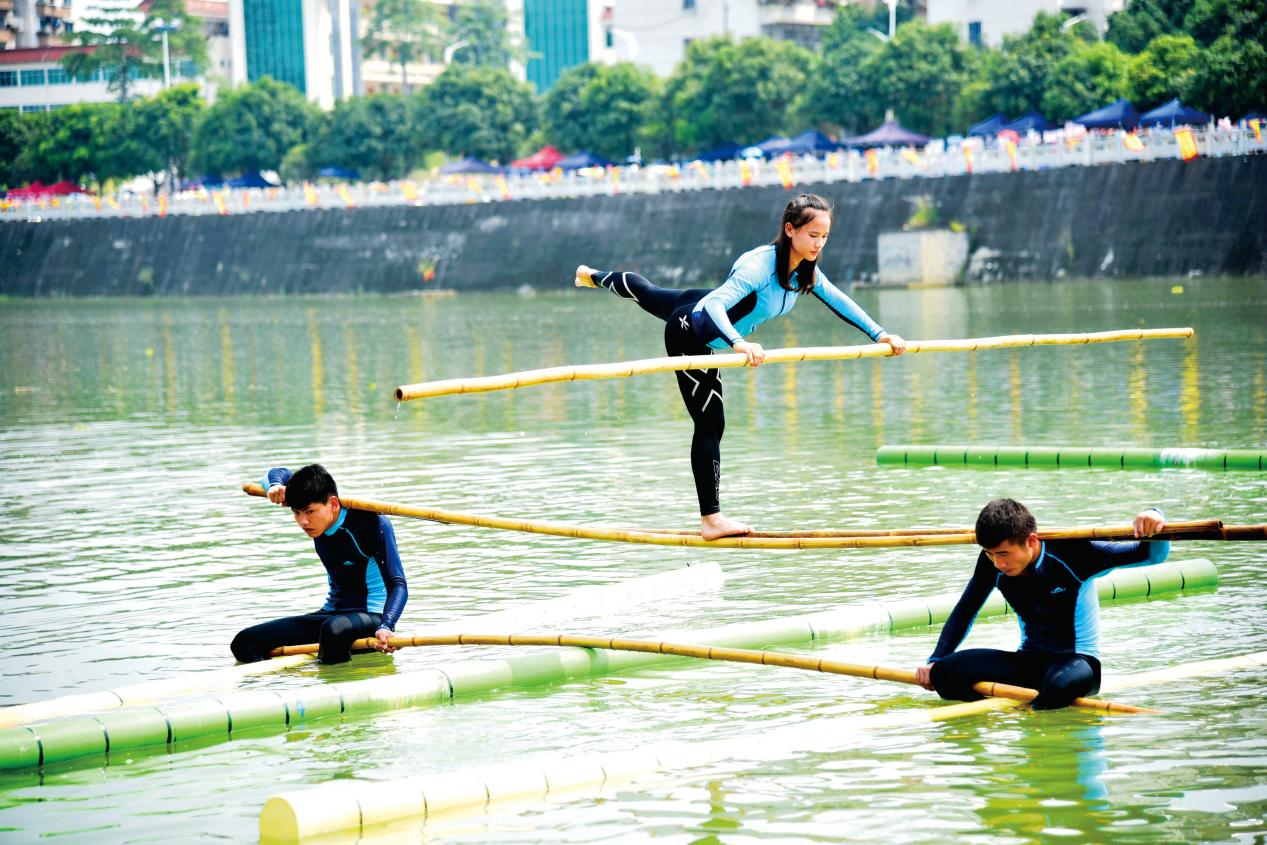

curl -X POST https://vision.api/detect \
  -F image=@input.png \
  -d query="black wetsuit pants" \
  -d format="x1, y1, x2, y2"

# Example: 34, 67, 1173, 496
593, 270, 724, 516
230, 610, 383, 664
929, 648, 1102, 710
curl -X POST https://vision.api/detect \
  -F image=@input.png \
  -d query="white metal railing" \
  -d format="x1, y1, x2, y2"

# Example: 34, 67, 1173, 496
2, 124, 1262, 223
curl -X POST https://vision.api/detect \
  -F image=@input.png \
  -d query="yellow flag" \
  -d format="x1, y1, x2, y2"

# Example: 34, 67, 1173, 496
400, 181, 418, 202
495, 175, 511, 200
1174, 127, 1198, 161
864, 148, 879, 175
610, 169, 620, 195
212, 193, 227, 216
739, 160, 753, 186
775, 157, 794, 189
304, 182, 318, 206
337, 185, 355, 207
962, 145, 974, 174
900, 148, 925, 167
158, 194, 168, 218
1121, 130, 1145, 152
1250, 118, 1262, 144
1003, 138, 1018, 171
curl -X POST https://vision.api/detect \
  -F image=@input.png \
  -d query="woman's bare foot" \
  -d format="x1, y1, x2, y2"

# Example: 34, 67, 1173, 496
700, 513, 752, 540
574, 265, 598, 288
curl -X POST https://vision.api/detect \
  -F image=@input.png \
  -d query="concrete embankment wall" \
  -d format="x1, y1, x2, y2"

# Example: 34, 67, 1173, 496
1, 155, 1264, 296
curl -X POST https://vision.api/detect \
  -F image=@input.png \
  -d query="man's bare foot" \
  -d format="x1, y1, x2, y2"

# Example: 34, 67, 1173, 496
700, 513, 752, 540
574, 265, 599, 288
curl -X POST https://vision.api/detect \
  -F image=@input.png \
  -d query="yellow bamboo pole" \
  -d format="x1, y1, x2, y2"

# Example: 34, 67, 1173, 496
268, 632, 1156, 715
394, 328, 1194, 402
242, 487, 1259, 549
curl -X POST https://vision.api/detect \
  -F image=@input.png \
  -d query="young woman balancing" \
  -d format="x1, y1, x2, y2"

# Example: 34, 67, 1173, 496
575, 193, 906, 540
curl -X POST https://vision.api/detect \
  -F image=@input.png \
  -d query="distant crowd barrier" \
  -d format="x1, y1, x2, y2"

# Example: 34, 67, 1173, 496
877, 445, 1267, 471
2, 125, 1262, 223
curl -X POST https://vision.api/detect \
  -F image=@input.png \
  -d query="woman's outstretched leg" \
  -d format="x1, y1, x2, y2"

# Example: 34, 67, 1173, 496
575, 265, 704, 323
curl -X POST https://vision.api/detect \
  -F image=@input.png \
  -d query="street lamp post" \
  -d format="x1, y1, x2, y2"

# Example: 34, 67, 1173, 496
155, 21, 178, 88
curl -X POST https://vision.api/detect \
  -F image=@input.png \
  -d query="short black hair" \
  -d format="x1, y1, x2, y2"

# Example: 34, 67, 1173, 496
286, 464, 338, 511
975, 498, 1036, 548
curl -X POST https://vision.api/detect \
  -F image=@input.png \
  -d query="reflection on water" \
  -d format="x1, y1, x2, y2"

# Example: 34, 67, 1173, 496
0, 277, 1265, 842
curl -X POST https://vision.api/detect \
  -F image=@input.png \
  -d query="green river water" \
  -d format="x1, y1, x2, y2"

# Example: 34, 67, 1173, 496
0, 277, 1264, 843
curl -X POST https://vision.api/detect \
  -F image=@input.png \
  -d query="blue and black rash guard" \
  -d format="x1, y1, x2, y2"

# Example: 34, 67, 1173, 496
690, 244, 886, 351
264, 468, 408, 631
928, 530, 1170, 664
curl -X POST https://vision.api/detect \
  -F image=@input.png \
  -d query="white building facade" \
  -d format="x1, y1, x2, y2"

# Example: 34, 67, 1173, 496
926, 0, 1125, 47
599, 0, 854, 77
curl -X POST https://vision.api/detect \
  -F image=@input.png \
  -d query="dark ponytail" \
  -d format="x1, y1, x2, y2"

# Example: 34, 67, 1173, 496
773, 193, 833, 293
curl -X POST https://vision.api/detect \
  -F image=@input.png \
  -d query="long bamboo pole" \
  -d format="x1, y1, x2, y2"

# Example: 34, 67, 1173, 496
395, 328, 1194, 402
241, 486, 1262, 549
269, 632, 1155, 714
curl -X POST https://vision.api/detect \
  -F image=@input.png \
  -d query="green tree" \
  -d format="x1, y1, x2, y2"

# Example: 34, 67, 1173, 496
308, 94, 423, 180
419, 64, 538, 162
980, 12, 1085, 118
449, 0, 526, 68
31, 103, 132, 187
1041, 41, 1132, 123
797, 7, 884, 135
1105, 0, 1194, 52
60, 1, 159, 102
133, 83, 206, 188
542, 62, 658, 161
1185, 37, 1267, 118
0, 112, 42, 188
361, 0, 445, 93
1127, 34, 1201, 109
665, 37, 815, 154
190, 77, 318, 176
859, 20, 974, 137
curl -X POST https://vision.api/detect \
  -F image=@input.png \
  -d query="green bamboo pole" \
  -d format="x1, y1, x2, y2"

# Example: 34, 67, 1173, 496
0, 560, 1214, 773
258, 648, 1267, 841
395, 328, 1194, 402
243, 486, 1263, 549
877, 445, 1266, 471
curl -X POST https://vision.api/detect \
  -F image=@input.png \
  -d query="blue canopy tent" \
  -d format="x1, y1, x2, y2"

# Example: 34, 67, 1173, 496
438, 157, 502, 175
1139, 98, 1210, 129
967, 113, 1009, 137
1005, 111, 1055, 134
791, 129, 844, 153
556, 151, 614, 170
1240, 109, 1267, 123
695, 142, 743, 162
1073, 98, 1141, 130
317, 166, 360, 180
755, 136, 793, 157
845, 120, 931, 148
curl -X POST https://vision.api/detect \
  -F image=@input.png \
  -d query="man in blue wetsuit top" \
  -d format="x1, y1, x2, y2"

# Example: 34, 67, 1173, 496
915, 498, 1168, 709
231, 464, 408, 664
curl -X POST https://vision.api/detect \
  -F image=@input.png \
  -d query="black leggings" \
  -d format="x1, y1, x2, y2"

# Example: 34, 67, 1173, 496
929, 648, 1102, 710
230, 610, 383, 664
593, 270, 723, 515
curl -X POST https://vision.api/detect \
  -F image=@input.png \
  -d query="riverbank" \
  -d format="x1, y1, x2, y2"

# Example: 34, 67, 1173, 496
1, 154, 1263, 296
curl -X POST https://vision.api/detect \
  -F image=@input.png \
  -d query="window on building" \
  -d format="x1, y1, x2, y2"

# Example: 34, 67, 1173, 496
73, 68, 101, 82
178, 59, 196, 77
20, 69, 47, 86
21, 104, 49, 113
683, 0, 696, 9
968, 21, 982, 46
47, 67, 69, 84
0, 71, 16, 88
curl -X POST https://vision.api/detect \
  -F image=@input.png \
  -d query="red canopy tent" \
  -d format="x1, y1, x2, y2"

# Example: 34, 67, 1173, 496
47, 180, 92, 195
6, 180, 48, 199
511, 145, 564, 170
